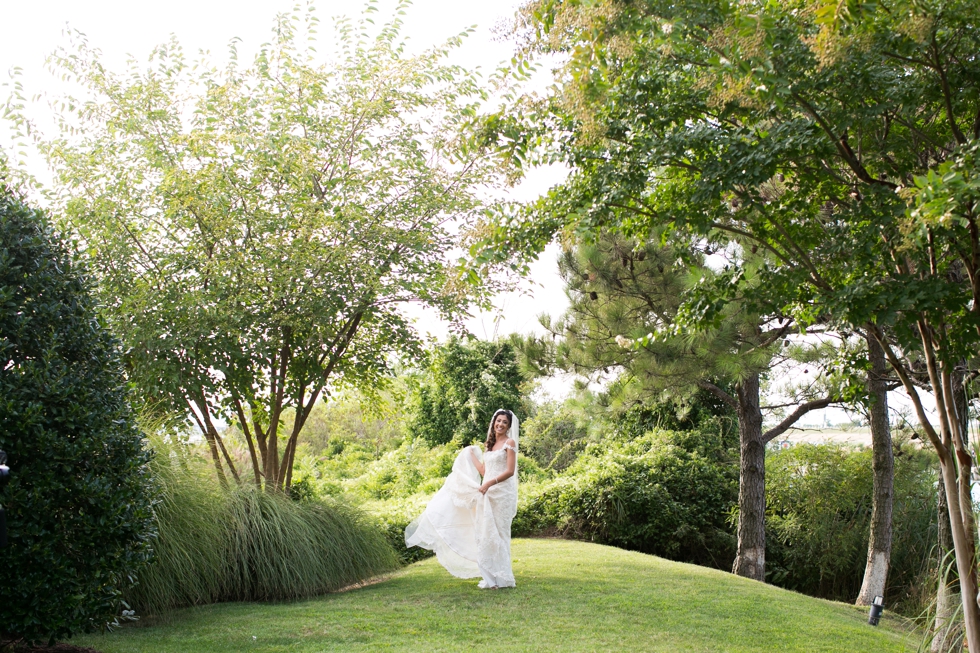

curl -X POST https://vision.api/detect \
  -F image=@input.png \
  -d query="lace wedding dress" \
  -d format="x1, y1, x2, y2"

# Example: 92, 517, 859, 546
405, 442, 518, 589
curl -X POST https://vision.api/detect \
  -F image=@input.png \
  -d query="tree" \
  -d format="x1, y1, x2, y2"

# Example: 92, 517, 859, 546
0, 180, 155, 643
408, 337, 527, 446
26, 6, 502, 492
533, 233, 842, 580
492, 0, 980, 639
858, 333, 894, 605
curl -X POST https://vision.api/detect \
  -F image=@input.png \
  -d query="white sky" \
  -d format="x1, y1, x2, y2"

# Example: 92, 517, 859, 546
0, 0, 571, 345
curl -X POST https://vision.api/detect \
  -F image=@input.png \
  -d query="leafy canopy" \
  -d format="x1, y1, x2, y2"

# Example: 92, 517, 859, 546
23, 3, 507, 489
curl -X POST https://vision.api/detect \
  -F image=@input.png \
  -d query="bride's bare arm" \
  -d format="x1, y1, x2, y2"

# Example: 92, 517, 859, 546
468, 446, 486, 476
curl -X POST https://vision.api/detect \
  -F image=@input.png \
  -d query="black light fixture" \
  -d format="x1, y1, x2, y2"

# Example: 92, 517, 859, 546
0, 450, 9, 548
868, 595, 884, 626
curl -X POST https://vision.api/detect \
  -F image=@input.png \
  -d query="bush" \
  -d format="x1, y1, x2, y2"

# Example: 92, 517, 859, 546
362, 495, 435, 565
520, 402, 589, 472
764, 441, 938, 614
126, 439, 400, 615
407, 338, 527, 447
0, 187, 156, 642
515, 423, 739, 569
344, 440, 457, 501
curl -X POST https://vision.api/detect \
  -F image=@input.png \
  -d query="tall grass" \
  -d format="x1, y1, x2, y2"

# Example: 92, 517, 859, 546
127, 437, 400, 615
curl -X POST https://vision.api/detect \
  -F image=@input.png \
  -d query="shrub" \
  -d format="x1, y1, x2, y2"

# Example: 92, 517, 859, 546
0, 187, 156, 642
516, 423, 739, 569
362, 495, 435, 565
126, 439, 400, 614
764, 441, 938, 614
520, 401, 589, 471
345, 440, 457, 500
407, 338, 527, 447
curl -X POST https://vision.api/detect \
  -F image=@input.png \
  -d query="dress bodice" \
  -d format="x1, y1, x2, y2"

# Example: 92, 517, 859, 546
484, 445, 515, 478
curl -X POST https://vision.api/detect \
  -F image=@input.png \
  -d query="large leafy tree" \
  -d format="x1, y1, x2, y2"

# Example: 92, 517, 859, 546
490, 0, 980, 640
23, 6, 503, 491
0, 180, 155, 642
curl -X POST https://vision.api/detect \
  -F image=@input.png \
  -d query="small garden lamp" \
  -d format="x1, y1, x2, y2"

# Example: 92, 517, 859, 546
0, 450, 9, 548
868, 595, 883, 626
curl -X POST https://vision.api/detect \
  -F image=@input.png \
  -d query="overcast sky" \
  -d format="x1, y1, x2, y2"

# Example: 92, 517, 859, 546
0, 0, 571, 344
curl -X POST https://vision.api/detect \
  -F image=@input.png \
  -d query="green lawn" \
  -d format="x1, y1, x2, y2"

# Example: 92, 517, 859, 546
74, 539, 914, 652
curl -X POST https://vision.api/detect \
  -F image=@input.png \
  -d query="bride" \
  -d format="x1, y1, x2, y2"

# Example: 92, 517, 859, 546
405, 409, 518, 589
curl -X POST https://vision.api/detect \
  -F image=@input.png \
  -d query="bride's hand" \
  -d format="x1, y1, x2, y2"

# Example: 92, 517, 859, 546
478, 482, 492, 495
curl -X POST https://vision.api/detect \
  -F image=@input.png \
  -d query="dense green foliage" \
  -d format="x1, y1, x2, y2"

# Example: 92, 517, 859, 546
408, 337, 527, 446
127, 438, 399, 615
293, 393, 406, 458
492, 0, 980, 625
363, 495, 435, 565
516, 422, 739, 569
765, 442, 938, 613
0, 187, 155, 642
519, 401, 591, 472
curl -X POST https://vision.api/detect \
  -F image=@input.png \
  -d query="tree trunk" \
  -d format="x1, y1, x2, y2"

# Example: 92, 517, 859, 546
856, 333, 894, 606
937, 365, 980, 653
876, 329, 980, 652
204, 432, 228, 488
936, 454, 980, 653
732, 373, 766, 581
932, 369, 969, 651
188, 396, 229, 488
933, 477, 961, 652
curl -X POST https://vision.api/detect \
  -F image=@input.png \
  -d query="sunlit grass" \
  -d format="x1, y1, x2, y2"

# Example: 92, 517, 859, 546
82, 539, 913, 652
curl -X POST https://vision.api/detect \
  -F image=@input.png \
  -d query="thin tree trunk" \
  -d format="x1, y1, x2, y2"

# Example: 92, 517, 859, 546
187, 396, 228, 488
231, 395, 263, 486
935, 366, 980, 653
937, 454, 980, 653
933, 477, 961, 653
933, 368, 969, 651
856, 332, 894, 605
265, 426, 279, 491
733, 373, 766, 581
875, 329, 980, 652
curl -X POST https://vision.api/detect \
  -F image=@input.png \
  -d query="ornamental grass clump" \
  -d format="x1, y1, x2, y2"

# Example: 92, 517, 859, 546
127, 438, 399, 615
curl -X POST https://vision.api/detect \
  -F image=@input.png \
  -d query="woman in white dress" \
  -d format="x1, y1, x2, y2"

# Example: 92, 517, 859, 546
404, 409, 519, 588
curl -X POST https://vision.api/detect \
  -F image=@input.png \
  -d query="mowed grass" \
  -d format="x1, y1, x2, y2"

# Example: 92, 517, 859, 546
74, 539, 914, 652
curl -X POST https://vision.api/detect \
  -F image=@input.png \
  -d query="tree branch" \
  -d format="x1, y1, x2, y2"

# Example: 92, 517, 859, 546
791, 93, 897, 189
871, 326, 947, 457
762, 395, 837, 444
931, 35, 967, 146
697, 380, 738, 409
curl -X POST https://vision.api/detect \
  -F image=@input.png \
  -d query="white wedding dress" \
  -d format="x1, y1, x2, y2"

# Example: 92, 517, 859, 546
405, 442, 518, 588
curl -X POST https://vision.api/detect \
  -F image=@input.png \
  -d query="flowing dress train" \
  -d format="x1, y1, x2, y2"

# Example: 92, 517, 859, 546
405, 444, 517, 588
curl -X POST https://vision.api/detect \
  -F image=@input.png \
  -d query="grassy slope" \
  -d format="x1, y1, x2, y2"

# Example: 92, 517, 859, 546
75, 539, 913, 653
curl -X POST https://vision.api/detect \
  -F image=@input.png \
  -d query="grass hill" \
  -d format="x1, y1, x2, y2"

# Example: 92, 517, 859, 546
74, 539, 913, 652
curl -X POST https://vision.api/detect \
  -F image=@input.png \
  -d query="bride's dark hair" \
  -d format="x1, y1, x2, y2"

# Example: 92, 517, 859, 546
485, 409, 513, 451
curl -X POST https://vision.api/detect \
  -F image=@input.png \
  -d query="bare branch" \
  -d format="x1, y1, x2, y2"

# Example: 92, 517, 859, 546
763, 395, 837, 444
